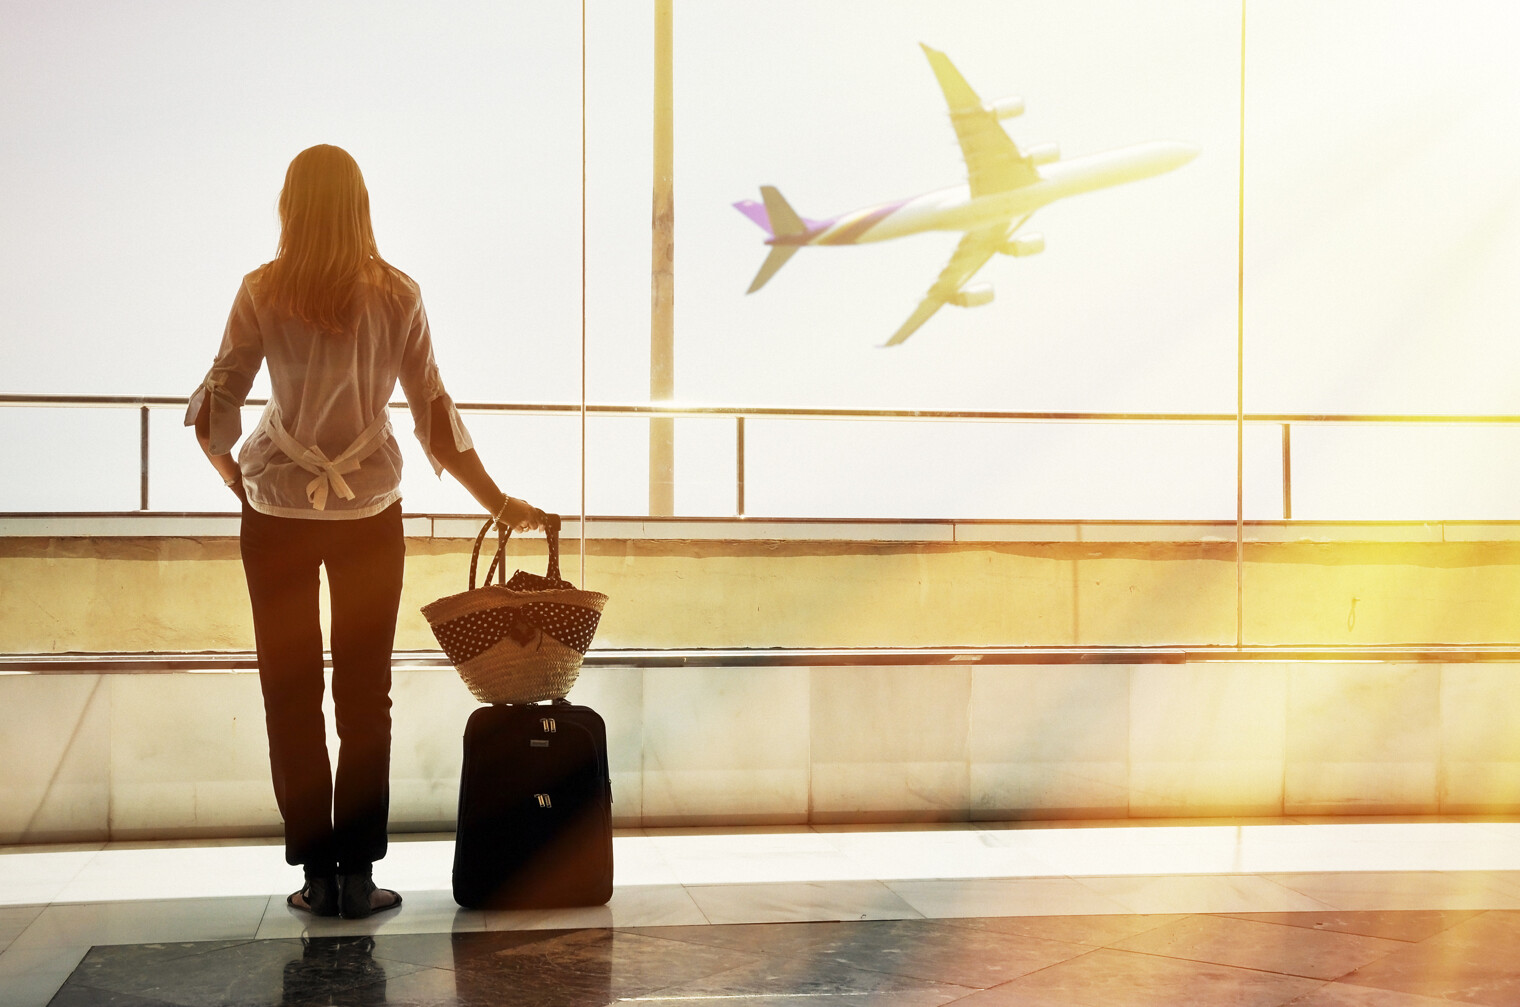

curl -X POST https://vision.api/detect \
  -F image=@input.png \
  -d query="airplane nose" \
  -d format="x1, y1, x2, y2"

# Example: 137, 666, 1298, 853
1168, 142, 1201, 168
1132, 141, 1200, 177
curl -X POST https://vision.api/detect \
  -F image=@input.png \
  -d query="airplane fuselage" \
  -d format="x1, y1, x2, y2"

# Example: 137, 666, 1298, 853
772, 140, 1197, 248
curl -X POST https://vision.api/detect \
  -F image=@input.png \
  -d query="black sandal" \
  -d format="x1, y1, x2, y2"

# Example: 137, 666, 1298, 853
287, 875, 340, 917
339, 873, 402, 920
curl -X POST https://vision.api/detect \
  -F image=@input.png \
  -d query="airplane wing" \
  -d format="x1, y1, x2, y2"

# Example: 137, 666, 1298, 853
921, 44, 1038, 198
881, 225, 1002, 347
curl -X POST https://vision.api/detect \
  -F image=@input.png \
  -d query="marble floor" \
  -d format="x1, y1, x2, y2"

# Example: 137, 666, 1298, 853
3, 818, 1520, 1006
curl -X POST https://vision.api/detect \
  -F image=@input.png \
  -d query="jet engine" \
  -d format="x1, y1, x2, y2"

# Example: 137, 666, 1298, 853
1024, 143, 1060, 166
985, 96, 1025, 120
1000, 233, 1045, 257
948, 283, 994, 307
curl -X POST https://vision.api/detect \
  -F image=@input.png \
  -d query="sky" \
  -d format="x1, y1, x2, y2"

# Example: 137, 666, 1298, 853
3, 0, 1520, 519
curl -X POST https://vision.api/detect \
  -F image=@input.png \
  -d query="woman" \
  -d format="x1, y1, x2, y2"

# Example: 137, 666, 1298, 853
188, 144, 545, 919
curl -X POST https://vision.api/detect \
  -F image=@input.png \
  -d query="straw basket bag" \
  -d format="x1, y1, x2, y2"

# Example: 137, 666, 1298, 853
422, 514, 607, 704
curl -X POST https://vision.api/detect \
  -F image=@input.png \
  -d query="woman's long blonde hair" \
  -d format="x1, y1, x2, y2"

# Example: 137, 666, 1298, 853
262, 144, 395, 334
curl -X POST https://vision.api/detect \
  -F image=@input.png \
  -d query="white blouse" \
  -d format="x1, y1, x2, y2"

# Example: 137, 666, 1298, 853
185, 264, 472, 520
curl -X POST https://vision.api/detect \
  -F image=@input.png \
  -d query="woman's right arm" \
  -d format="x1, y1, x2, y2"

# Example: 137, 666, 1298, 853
185, 278, 263, 503
192, 396, 247, 503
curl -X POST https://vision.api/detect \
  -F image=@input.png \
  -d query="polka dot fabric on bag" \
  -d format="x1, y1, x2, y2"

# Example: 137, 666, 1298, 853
434, 600, 601, 664
520, 601, 600, 654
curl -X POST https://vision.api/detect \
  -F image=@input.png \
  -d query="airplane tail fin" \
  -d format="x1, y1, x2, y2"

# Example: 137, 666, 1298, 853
758, 185, 806, 238
737, 186, 809, 293
734, 185, 810, 238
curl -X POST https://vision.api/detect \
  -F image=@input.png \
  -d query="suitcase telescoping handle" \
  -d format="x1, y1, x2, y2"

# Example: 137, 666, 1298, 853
469, 513, 563, 591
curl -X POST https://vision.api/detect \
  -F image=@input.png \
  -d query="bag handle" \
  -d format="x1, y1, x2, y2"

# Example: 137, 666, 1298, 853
469, 513, 563, 590
468, 518, 506, 591
545, 513, 562, 580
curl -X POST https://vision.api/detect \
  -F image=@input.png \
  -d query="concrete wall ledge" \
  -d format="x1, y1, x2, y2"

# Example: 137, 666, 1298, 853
8, 515, 1520, 653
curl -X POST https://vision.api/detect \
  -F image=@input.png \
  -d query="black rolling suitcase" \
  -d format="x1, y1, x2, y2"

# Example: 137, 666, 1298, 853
452, 699, 614, 909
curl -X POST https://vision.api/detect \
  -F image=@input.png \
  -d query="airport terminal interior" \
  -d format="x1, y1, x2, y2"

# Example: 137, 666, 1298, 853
9, 1, 1520, 1005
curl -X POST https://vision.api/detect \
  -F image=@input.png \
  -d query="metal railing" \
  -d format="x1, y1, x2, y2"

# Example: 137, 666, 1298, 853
8, 643, 1520, 675
5, 392, 1520, 518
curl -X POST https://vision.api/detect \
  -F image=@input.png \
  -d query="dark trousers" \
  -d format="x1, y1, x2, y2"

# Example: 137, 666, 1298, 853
240, 501, 405, 875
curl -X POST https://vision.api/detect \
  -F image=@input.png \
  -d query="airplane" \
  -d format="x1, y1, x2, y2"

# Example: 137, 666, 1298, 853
735, 44, 1198, 347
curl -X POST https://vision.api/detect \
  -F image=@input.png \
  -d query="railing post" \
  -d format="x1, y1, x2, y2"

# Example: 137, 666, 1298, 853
736, 415, 746, 517
648, 0, 675, 517
140, 405, 150, 511
1281, 422, 1292, 520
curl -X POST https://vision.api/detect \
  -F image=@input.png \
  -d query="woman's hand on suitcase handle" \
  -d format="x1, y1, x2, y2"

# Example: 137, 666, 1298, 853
493, 494, 547, 534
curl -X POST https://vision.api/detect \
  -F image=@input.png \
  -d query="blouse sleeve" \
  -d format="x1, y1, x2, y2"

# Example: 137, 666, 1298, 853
398, 295, 473, 477
184, 279, 264, 455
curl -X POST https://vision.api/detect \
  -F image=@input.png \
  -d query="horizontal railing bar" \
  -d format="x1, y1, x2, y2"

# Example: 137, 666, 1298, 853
0, 394, 194, 408
8, 511, 1520, 528
6, 393, 1520, 426
6, 645, 1520, 674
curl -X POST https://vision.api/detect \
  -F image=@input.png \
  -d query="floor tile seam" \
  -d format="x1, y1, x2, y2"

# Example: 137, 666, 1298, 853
191, 936, 288, 958
1242, 874, 1343, 913
771, 945, 1087, 993
605, 922, 1015, 989
369, 949, 473, 973
1168, 913, 1426, 950
58, 970, 265, 1007
337, 957, 435, 987
1250, 878, 1499, 914
895, 915, 1116, 943
1212, 912, 1431, 944
3, 906, 57, 959
925, 916, 1128, 951
251, 894, 275, 943
630, 955, 982, 1004
0, 904, 48, 917
1044, 872, 1185, 915
40, 849, 102, 909
37, 976, 131, 1002
1324, 973, 1462, 1002
0, 945, 88, 1006
1093, 941, 1400, 985
677, 882, 718, 925
0, 908, 50, 958
951, 942, 1111, 999
596, 927, 794, 958
551, 947, 784, 1004
1034, 912, 1210, 949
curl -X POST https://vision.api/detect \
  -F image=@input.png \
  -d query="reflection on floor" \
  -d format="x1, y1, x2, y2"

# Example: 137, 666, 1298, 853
2, 819, 1519, 1006
36, 910, 1520, 1007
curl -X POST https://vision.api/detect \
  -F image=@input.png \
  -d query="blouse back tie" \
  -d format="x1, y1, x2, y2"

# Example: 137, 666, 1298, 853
260, 403, 393, 512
